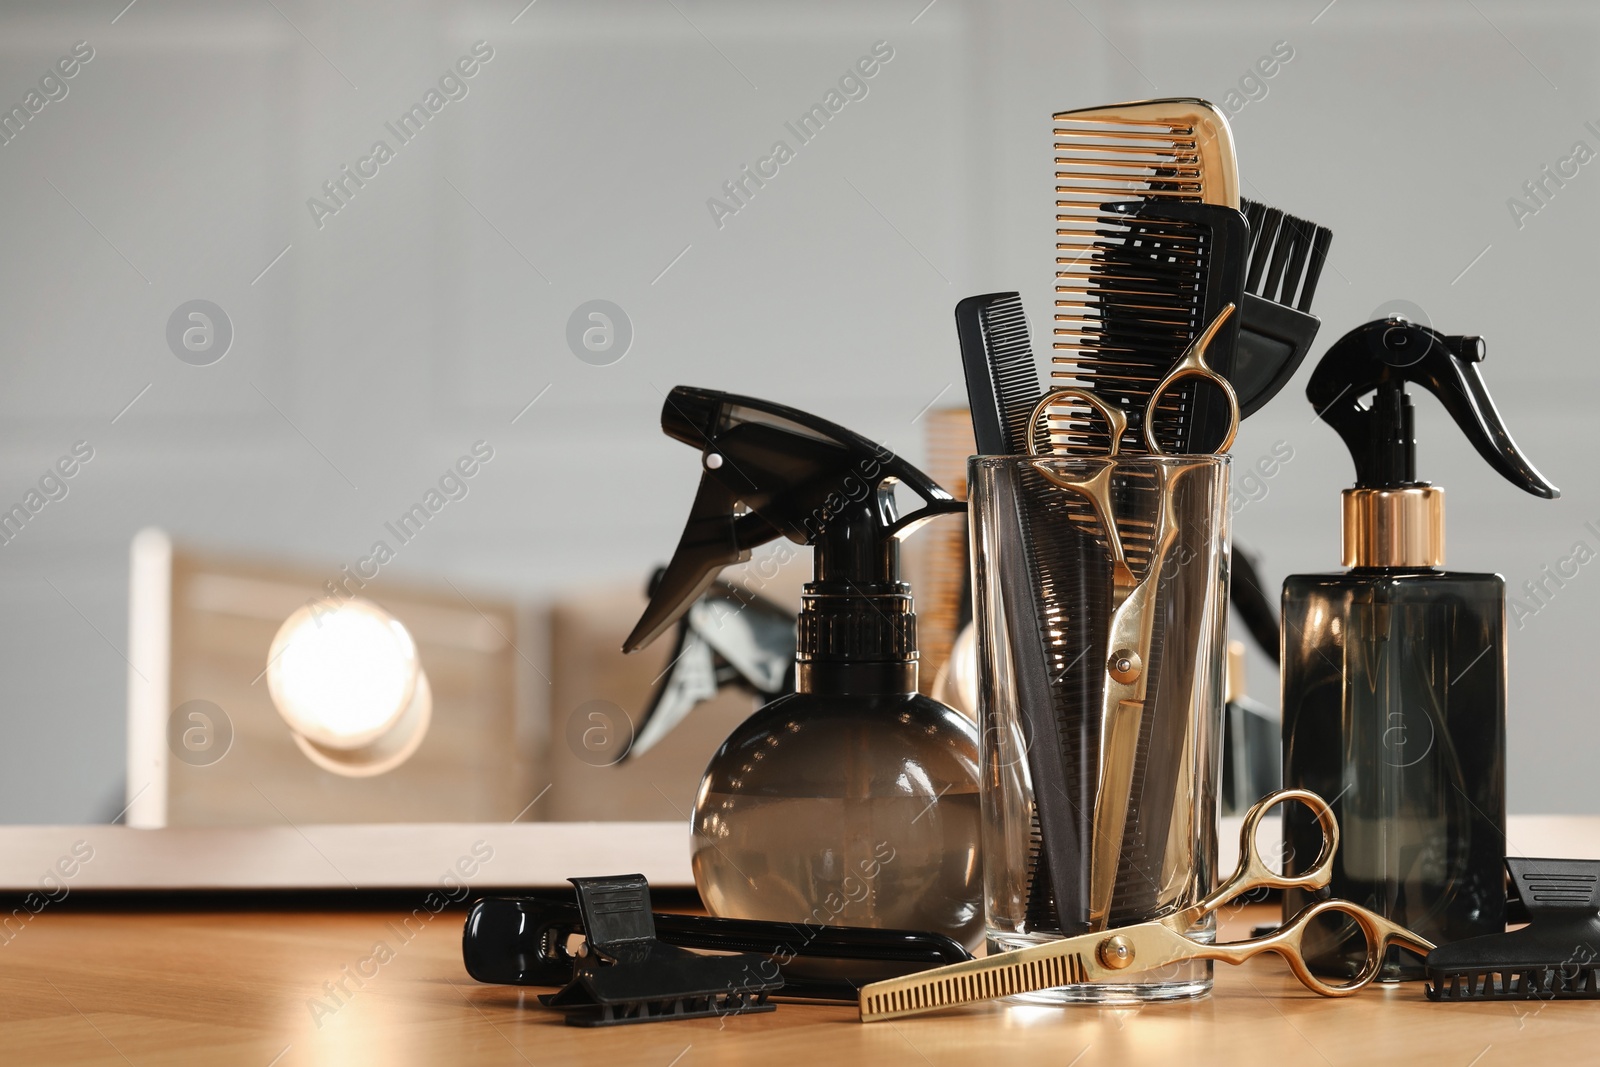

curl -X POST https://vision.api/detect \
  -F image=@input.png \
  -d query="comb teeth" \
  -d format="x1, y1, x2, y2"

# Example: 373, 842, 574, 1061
979, 295, 1044, 454
1015, 482, 1108, 933
1239, 197, 1332, 313
1053, 104, 1238, 459
956, 289, 1099, 934
956, 292, 1042, 455
1053, 98, 1238, 208
859, 948, 1090, 1021
1426, 965, 1600, 1001
1051, 205, 1242, 458
1052, 209, 1207, 442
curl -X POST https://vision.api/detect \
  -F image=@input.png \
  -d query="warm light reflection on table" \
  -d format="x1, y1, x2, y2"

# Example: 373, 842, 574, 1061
0, 903, 1586, 1066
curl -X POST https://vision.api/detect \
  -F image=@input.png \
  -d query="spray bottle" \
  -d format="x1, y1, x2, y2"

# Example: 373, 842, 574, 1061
624, 386, 983, 947
1282, 318, 1558, 978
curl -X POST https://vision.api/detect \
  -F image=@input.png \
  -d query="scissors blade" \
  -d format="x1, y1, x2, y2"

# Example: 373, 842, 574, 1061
1087, 465, 1186, 930
1089, 696, 1144, 929
857, 928, 1100, 1021
858, 917, 1205, 1021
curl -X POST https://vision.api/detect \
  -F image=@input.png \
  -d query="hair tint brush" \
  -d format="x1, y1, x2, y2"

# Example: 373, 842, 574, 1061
1233, 199, 1332, 416
956, 292, 1102, 933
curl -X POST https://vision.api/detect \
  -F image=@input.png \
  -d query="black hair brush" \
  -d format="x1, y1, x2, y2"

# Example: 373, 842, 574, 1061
1426, 857, 1600, 1001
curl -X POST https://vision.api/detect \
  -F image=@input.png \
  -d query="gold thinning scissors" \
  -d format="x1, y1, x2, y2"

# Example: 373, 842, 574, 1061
858, 789, 1436, 1021
1021, 303, 1240, 930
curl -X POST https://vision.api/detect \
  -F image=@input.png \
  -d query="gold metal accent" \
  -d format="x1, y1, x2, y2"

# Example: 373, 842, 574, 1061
857, 790, 1437, 1022
1341, 486, 1444, 568
1108, 649, 1141, 685
1027, 303, 1237, 459
1022, 327, 1238, 929
1098, 935, 1135, 970
1143, 303, 1239, 454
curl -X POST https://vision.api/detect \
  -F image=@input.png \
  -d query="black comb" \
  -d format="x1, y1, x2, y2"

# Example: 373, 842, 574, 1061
1049, 199, 1246, 457
1046, 200, 1250, 927
1426, 858, 1600, 1001
1234, 199, 1332, 416
956, 293, 1041, 455
956, 292, 1100, 934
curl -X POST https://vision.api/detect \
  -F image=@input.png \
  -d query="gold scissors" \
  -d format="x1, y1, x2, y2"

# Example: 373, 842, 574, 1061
1027, 300, 1241, 461
858, 789, 1436, 1021
1022, 303, 1240, 930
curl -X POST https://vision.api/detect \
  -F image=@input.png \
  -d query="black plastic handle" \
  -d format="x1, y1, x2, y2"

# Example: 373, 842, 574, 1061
1307, 318, 1558, 497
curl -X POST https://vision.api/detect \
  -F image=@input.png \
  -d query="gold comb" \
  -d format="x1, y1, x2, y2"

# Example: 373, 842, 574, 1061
1053, 97, 1238, 211
1050, 98, 1239, 459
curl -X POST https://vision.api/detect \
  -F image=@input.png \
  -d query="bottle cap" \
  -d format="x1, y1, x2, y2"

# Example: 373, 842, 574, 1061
1342, 486, 1445, 568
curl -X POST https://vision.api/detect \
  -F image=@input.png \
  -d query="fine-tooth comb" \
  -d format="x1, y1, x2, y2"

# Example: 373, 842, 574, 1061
955, 293, 1043, 455
1425, 857, 1600, 1001
1233, 198, 1333, 416
956, 292, 1099, 933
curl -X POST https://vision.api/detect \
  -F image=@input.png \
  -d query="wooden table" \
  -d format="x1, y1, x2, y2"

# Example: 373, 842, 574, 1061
1, 902, 1588, 1066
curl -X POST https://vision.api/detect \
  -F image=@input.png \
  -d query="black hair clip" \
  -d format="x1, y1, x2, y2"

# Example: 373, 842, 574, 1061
463, 877, 973, 1007
509, 874, 780, 1027
1426, 858, 1600, 1000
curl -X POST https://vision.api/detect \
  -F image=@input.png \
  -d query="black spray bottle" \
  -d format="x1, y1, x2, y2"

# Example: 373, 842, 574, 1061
1281, 318, 1558, 979
623, 386, 984, 947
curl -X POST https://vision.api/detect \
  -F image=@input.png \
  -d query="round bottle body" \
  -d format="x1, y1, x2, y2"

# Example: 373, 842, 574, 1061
691, 690, 984, 949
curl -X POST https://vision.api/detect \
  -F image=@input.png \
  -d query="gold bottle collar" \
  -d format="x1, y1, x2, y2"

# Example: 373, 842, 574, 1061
1341, 486, 1444, 568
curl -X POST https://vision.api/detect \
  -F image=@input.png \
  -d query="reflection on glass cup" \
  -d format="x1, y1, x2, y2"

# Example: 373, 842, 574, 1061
969, 454, 1230, 1003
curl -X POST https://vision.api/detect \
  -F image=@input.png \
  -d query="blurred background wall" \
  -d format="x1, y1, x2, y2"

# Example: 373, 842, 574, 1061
0, 0, 1594, 821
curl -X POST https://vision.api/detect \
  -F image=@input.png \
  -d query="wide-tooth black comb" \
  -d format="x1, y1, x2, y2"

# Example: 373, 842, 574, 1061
956, 293, 1101, 934
1426, 858, 1600, 1001
1233, 198, 1332, 416
1045, 199, 1245, 632
1046, 201, 1246, 928
1050, 199, 1246, 458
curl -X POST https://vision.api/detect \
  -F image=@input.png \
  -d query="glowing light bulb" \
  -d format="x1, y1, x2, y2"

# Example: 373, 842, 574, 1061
266, 598, 432, 777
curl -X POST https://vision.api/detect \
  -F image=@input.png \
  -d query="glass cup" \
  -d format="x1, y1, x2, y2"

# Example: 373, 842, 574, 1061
968, 454, 1230, 1002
